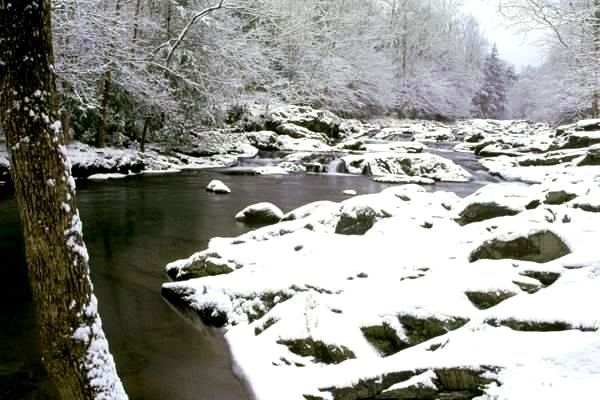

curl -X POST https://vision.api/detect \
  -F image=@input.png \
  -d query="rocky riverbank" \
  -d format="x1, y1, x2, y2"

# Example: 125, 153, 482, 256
158, 110, 600, 400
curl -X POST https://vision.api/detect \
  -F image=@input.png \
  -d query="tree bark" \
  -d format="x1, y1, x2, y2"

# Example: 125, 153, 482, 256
141, 116, 150, 153
0, 1, 127, 399
96, 69, 112, 148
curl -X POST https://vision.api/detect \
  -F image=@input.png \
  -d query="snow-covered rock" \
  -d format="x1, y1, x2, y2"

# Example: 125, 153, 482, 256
342, 189, 357, 196
276, 135, 333, 152
170, 129, 258, 158
245, 131, 280, 151
206, 180, 231, 194
267, 105, 343, 139
68, 142, 145, 178
277, 162, 306, 174
162, 180, 600, 400
341, 152, 471, 182
455, 183, 536, 225
235, 202, 284, 225
253, 166, 289, 175
274, 123, 329, 143
372, 175, 435, 185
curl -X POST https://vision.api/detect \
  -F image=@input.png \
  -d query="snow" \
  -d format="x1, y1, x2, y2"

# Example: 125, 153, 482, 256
253, 166, 289, 175
162, 173, 600, 399
72, 295, 128, 399
87, 173, 128, 181
206, 179, 231, 194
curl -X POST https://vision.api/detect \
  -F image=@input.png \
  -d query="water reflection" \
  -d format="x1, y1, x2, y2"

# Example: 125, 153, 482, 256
0, 162, 493, 399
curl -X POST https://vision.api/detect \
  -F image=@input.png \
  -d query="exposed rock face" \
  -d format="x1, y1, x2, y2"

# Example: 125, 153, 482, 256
465, 290, 517, 310
318, 367, 499, 400
577, 144, 600, 166
486, 318, 578, 332
456, 202, 520, 225
544, 190, 576, 205
235, 202, 284, 224
361, 315, 468, 357
554, 130, 600, 150
206, 179, 231, 194
277, 338, 356, 365
455, 184, 534, 225
469, 230, 571, 263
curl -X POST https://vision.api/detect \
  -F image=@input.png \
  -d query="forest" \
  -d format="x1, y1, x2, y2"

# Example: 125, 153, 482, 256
48, 0, 598, 149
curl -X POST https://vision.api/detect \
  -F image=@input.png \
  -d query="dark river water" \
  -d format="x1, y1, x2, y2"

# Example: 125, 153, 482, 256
0, 150, 496, 399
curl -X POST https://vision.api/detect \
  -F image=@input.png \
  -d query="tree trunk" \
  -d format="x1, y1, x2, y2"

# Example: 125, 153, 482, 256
0, 1, 127, 399
61, 100, 72, 145
141, 116, 150, 153
96, 69, 112, 148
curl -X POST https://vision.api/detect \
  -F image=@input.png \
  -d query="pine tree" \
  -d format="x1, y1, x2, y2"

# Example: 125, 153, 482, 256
472, 44, 508, 119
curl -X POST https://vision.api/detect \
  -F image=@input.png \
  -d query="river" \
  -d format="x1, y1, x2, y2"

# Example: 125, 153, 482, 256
0, 149, 497, 399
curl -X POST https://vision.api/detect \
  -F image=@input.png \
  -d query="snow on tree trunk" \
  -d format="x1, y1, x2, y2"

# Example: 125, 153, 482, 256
0, 1, 128, 398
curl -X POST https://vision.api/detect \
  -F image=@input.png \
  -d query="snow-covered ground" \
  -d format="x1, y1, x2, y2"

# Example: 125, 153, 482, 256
162, 174, 600, 399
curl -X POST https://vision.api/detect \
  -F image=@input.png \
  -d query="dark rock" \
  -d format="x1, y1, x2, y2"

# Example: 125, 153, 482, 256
465, 290, 517, 310
361, 324, 406, 357
318, 367, 500, 400
335, 206, 392, 235
399, 315, 469, 346
469, 230, 571, 263
361, 316, 468, 357
161, 284, 229, 328
456, 202, 520, 226
518, 151, 584, 166
165, 251, 238, 281
278, 338, 355, 365
544, 190, 576, 205
519, 271, 561, 286
486, 318, 590, 332
525, 199, 541, 210
576, 145, 600, 166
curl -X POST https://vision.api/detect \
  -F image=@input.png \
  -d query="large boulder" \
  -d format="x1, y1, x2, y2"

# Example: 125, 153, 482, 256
274, 123, 329, 143
267, 105, 343, 139
341, 152, 471, 182
235, 202, 284, 225
469, 229, 571, 263
245, 131, 280, 151
455, 184, 534, 225
171, 129, 258, 157
334, 194, 402, 235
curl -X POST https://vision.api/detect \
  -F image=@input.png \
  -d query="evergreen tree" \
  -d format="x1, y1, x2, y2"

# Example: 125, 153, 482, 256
472, 44, 508, 119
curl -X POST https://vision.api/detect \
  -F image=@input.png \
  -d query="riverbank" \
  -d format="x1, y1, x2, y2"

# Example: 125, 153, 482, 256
159, 112, 600, 399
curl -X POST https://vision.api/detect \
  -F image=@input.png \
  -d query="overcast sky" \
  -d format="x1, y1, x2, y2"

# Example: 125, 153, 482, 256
461, 0, 546, 70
